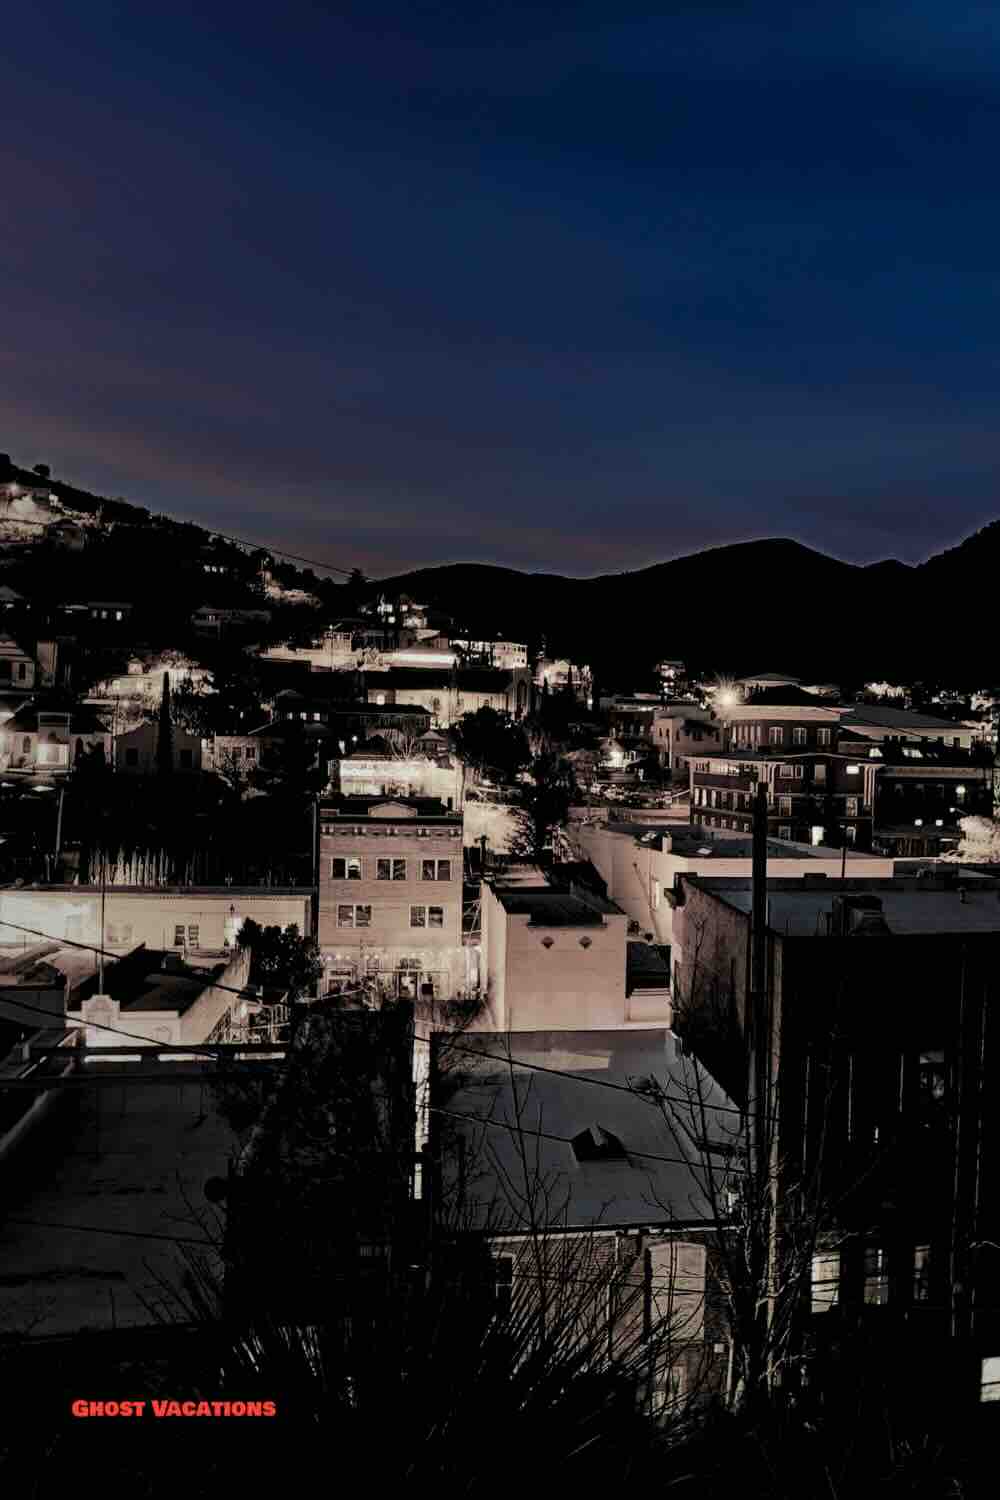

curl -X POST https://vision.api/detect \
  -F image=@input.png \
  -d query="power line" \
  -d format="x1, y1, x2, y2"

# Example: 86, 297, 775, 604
0, 1216, 217, 1248
193, 526, 355, 579
0, 910, 751, 1120
430, 1101, 728, 1174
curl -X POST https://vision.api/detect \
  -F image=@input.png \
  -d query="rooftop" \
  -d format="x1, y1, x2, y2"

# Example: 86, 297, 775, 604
440, 1028, 737, 1230
490, 885, 622, 924
842, 705, 975, 733
0, 1066, 236, 1335
321, 794, 460, 822
685, 874, 1000, 937
598, 821, 887, 862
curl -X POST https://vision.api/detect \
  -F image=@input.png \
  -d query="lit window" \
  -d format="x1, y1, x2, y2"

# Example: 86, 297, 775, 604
845, 798, 859, 817
818, 727, 832, 746
792, 727, 807, 746
981, 1357, 1000, 1402
768, 727, 783, 745
811, 1252, 840, 1313
913, 1245, 931, 1303
332, 857, 362, 880
377, 858, 406, 880
188, 925, 200, 947
863, 1247, 888, 1306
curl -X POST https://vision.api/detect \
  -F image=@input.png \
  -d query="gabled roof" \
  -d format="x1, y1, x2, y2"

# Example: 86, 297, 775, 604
5, 698, 109, 733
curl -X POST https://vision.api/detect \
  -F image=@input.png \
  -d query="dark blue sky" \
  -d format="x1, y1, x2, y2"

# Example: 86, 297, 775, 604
4, 1, 1000, 576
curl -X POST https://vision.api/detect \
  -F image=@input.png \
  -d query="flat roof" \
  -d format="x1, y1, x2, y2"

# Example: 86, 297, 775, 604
0, 1067, 236, 1335
441, 1029, 738, 1230
491, 887, 621, 924
686, 875, 1000, 936
597, 821, 885, 862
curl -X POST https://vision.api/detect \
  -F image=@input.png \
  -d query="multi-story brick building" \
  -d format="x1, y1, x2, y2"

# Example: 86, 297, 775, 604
318, 796, 464, 1000
686, 693, 994, 855
671, 871, 1000, 1417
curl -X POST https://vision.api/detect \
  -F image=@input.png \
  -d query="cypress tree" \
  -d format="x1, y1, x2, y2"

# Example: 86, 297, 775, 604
156, 673, 174, 774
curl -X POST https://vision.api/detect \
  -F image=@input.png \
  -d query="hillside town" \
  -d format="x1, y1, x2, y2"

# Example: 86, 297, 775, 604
1, 457, 1000, 1492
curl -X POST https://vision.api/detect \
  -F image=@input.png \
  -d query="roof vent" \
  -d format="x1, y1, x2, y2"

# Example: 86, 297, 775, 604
571, 1125, 627, 1162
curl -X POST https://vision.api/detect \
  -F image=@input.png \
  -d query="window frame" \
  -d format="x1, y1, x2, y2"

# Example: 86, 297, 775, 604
331, 856, 362, 881
337, 903, 372, 928
377, 857, 407, 881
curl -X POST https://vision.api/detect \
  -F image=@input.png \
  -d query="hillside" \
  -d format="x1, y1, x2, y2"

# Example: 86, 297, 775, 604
2, 453, 996, 688
377, 527, 1000, 688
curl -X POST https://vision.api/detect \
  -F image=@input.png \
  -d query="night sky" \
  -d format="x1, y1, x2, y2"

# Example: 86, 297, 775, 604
4, 2, 1000, 577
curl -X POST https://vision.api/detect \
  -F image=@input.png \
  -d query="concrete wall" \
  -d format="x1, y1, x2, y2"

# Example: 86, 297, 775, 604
574, 823, 895, 959
478, 884, 630, 1031
68, 950, 251, 1047
0, 889, 312, 957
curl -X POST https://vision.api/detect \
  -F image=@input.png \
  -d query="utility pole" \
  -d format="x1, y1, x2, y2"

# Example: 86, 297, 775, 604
748, 778, 777, 1402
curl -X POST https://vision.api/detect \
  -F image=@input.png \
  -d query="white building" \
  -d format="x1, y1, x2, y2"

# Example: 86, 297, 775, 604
571, 819, 895, 960
0, 886, 312, 959
650, 704, 721, 773
477, 877, 668, 1032
336, 747, 465, 809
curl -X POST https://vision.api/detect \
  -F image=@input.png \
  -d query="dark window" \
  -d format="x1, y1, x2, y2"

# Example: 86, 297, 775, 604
494, 1255, 513, 1319
125, 748, 139, 766
174, 925, 185, 946
179, 748, 193, 768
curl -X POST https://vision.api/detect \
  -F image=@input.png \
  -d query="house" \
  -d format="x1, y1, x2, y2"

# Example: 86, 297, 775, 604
67, 943, 251, 1048
268, 691, 432, 742
261, 629, 356, 670
651, 703, 721, 773
317, 796, 464, 1000
672, 871, 1000, 1415
839, 703, 985, 751
431, 1027, 736, 1410
367, 665, 532, 726
0, 701, 111, 778
191, 604, 272, 636
85, 600, 133, 623
735, 672, 801, 695
477, 875, 667, 1031
95, 655, 212, 703
113, 720, 203, 774
656, 660, 687, 691
536, 659, 592, 702
451, 638, 529, 669
0, 635, 36, 694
